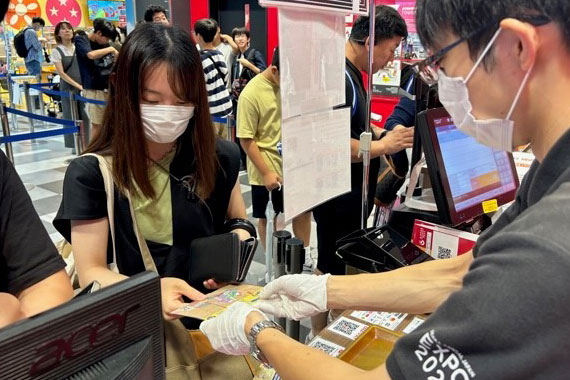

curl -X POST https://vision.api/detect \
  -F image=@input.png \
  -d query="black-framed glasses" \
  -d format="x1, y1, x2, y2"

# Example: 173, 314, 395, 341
411, 14, 551, 85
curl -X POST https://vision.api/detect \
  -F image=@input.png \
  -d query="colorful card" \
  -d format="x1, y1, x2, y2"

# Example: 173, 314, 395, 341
172, 284, 262, 320
327, 316, 368, 340
308, 337, 345, 358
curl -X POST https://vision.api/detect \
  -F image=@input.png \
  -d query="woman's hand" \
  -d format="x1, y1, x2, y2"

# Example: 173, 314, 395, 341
203, 278, 228, 290
232, 228, 251, 241
160, 277, 205, 320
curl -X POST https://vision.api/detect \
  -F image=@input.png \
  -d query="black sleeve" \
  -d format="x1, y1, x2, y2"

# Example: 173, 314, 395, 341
53, 156, 107, 243
0, 151, 65, 294
386, 194, 570, 379
384, 96, 416, 131
74, 34, 91, 59
216, 139, 240, 192
211, 139, 241, 231
253, 50, 267, 71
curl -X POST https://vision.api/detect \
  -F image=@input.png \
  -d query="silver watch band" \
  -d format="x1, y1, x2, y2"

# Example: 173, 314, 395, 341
248, 320, 283, 367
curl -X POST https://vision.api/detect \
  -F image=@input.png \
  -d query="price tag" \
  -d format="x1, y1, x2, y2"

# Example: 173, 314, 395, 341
482, 199, 498, 214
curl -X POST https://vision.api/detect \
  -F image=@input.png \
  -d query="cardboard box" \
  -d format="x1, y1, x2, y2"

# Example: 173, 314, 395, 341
411, 220, 478, 259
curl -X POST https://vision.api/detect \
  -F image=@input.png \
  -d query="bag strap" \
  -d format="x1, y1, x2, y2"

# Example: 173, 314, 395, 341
246, 48, 256, 61
126, 191, 159, 273
207, 54, 227, 87
56, 46, 74, 73
83, 153, 158, 273
82, 153, 118, 272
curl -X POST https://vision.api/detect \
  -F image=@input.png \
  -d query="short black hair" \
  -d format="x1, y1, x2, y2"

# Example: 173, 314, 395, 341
231, 27, 250, 40
32, 17, 45, 27
350, 5, 407, 45
194, 18, 218, 43
144, 5, 167, 22
416, 0, 570, 60
271, 46, 279, 70
93, 18, 117, 41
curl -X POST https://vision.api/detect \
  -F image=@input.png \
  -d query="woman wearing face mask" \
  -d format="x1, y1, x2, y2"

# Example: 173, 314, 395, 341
51, 21, 86, 154
53, 24, 251, 325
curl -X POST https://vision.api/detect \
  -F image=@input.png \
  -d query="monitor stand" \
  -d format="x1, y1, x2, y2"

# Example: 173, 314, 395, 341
388, 186, 493, 240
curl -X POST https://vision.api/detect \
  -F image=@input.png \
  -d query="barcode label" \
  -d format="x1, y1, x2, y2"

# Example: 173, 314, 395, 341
437, 246, 452, 259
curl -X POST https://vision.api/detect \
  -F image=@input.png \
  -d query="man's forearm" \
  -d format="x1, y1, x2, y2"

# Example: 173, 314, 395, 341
327, 252, 473, 314
240, 138, 272, 176
350, 138, 387, 163
255, 327, 391, 380
86, 47, 114, 60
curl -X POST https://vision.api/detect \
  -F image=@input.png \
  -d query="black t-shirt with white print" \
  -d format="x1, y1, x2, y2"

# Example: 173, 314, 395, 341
386, 128, 570, 380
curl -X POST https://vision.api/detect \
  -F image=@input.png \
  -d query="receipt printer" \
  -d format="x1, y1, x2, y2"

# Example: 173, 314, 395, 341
336, 225, 433, 273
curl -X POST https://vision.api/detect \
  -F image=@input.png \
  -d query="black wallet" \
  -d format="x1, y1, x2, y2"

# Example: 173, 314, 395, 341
188, 233, 258, 284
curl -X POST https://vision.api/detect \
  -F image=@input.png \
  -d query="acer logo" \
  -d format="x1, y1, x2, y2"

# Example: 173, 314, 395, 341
29, 303, 141, 377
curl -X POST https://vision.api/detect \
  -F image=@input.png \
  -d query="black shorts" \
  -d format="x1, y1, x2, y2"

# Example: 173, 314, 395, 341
251, 185, 284, 219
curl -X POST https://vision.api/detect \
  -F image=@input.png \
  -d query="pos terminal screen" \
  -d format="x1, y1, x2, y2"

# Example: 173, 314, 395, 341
433, 116, 518, 214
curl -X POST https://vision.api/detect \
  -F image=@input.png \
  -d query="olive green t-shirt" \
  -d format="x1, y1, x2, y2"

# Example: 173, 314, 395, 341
236, 74, 282, 186
131, 150, 175, 246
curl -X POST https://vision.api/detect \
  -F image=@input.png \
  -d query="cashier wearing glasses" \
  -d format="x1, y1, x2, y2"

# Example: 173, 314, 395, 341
201, 0, 570, 379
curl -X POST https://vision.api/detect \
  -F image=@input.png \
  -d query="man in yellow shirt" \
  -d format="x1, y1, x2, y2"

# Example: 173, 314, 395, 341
237, 47, 312, 262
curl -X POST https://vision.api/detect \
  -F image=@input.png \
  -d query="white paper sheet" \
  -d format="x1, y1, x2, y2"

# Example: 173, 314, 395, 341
282, 108, 352, 221
260, 0, 368, 15
513, 151, 535, 183
278, 9, 346, 119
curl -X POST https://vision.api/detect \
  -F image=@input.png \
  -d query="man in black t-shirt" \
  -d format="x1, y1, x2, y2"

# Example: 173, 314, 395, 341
0, 151, 73, 328
312, 8, 412, 278
75, 18, 118, 139
199, 1, 570, 379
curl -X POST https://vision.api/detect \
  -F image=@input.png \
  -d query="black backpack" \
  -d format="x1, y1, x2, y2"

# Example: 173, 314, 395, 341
14, 27, 32, 58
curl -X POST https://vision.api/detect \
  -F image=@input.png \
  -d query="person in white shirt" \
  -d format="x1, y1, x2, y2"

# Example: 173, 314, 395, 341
51, 21, 87, 154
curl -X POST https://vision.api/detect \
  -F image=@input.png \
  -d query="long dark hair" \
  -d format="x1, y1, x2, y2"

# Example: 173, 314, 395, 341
86, 23, 217, 200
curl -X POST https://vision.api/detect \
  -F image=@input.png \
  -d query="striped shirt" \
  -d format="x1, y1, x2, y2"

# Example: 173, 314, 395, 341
199, 49, 233, 117
24, 28, 42, 63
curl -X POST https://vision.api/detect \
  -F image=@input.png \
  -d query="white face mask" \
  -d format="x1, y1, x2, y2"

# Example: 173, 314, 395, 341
437, 28, 533, 152
140, 104, 195, 143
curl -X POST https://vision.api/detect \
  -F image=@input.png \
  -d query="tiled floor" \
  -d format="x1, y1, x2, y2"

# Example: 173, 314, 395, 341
4, 115, 316, 339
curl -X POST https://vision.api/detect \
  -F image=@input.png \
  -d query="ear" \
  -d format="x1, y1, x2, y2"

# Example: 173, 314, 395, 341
500, 18, 539, 71
364, 36, 371, 52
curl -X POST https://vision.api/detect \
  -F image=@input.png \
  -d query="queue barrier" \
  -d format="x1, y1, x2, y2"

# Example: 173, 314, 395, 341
0, 103, 86, 165
0, 126, 79, 144
5, 106, 76, 127
0, 82, 238, 165
28, 83, 72, 99
74, 94, 107, 106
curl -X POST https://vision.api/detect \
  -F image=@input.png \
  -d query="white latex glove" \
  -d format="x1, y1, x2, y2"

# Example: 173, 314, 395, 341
256, 274, 330, 321
200, 302, 266, 355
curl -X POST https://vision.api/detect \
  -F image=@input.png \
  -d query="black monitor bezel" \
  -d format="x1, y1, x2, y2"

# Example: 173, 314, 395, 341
0, 271, 164, 380
417, 107, 519, 226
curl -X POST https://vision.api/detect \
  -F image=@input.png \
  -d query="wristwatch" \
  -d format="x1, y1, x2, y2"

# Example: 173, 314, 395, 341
248, 320, 283, 367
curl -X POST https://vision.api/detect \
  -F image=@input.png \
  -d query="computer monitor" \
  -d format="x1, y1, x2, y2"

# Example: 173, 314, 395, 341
417, 107, 519, 226
0, 271, 164, 380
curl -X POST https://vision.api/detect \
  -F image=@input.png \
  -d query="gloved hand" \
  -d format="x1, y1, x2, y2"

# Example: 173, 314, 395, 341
200, 302, 266, 355
256, 274, 331, 321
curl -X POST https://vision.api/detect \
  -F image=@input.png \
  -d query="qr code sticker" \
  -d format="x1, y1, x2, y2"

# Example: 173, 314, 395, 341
437, 246, 452, 259
327, 317, 368, 340
308, 337, 345, 357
